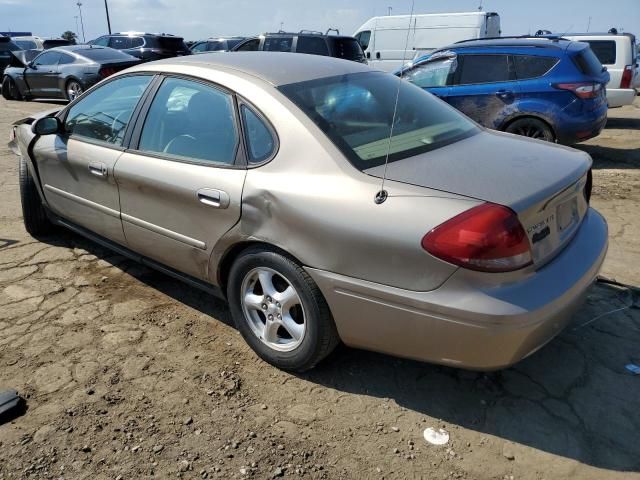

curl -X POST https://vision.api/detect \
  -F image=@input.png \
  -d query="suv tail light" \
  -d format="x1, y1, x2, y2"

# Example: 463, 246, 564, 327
99, 67, 118, 78
553, 82, 602, 99
620, 65, 633, 89
421, 203, 533, 273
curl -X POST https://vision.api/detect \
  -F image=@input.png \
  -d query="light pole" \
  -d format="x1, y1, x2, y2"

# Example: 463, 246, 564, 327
74, 15, 79, 38
387, 6, 392, 16
104, 0, 112, 34
76, 1, 86, 43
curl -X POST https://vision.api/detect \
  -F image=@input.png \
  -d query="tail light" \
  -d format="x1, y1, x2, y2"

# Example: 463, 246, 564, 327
421, 203, 532, 273
553, 82, 602, 99
99, 67, 118, 78
620, 65, 633, 89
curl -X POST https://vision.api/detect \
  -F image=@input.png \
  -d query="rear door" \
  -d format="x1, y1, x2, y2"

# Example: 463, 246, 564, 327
25, 51, 61, 97
446, 53, 518, 128
34, 74, 153, 244
114, 76, 246, 281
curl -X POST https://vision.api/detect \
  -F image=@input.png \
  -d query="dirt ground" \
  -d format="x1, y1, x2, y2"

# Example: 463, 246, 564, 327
0, 96, 639, 480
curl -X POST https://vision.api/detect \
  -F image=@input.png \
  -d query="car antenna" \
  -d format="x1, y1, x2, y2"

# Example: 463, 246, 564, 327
374, 0, 415, 205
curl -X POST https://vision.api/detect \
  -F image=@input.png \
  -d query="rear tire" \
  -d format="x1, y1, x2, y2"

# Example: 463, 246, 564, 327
227, 247, 340, 372
19, 156, 53, 236
65, 80, 83, 101
2, 76, 21, 100
505, 117, 555, 142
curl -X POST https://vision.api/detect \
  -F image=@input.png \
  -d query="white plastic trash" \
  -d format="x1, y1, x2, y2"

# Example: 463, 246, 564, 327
423, 427, 449, 445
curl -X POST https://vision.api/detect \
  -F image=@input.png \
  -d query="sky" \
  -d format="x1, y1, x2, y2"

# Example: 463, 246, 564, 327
1, 0, 638, 42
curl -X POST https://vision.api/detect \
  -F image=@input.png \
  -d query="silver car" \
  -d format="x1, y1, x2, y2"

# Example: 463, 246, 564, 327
10, 52, 608, 371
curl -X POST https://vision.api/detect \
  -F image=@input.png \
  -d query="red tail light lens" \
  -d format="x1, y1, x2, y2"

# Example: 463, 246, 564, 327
422, 203, 533, 273
554, 82, 602, 99
99, 67, 118, 78
620, 65, 633, 89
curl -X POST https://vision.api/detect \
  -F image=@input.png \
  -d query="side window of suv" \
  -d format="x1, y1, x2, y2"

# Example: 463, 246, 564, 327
130, 37, 145, 48
236, 38, 260, 51
457, 54, 511, 85
264, 36, 293, 52
296, 36, 329, 56
93, 36, 110, 47
109, 36, 132, 49
513, 55, 558, 80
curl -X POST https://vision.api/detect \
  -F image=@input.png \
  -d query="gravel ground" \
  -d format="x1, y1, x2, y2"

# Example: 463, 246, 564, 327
0, 96, 639, 480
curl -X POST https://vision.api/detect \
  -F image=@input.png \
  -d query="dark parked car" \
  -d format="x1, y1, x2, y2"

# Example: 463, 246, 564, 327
232, 31, 366, 63
0, 36, 21, 75
395, 37, 609, 145
2, 45, 140, 101
90, 32, 191, 61
190, 37, 246, 53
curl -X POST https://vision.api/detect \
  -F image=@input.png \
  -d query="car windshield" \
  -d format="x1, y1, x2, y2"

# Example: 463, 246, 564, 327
279, 71, 478, 169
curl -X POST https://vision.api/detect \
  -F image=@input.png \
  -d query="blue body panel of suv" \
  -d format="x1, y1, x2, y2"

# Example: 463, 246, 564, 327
396, 38, 609, 144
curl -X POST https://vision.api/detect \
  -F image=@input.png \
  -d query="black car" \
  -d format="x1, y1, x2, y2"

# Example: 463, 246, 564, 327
232, 31, 366, 63
2, 45, 140, 101
190, 36, 247, 53
90, 32, 191, 61
0, 36, 22, 75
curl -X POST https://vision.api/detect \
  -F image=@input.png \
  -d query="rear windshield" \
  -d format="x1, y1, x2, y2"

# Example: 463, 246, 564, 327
80, 47, 136, 61
329, 38, 365, 62
585, 40, 616, 65
573, 47, 605, 76
13, 39, 37, 49
279, 71, 478, 170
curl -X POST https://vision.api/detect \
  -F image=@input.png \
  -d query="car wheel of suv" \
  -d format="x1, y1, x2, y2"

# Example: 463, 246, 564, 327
19, 156, 53, 236
505, 117, 555, 142
2, 76, 22, 100
227, 247, 340, 372
65, 80, 83, 101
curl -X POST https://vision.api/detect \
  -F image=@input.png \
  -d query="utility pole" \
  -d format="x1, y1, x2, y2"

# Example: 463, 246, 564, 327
74, 15, 79, 37
104, 0, 112, 34
387, 6, 392, 16
76, 2, 86, 43
586, 16, 591, 32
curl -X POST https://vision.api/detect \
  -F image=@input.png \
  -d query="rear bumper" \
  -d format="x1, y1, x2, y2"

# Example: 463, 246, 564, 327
606, 88, 637, 108
307, 208, 608, 370
556, 103, 608, 145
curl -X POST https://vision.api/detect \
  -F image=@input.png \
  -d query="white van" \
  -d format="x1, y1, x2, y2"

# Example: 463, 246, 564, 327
353, 11, 501, 72
563, 32, 638, 107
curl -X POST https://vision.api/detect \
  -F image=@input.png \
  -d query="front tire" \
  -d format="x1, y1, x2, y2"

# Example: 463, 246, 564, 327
2, 76, 22, 100
505, 117, 555, 142
227, 247, 339, 372
19, 156, 53, 236
65, 80, 83, 101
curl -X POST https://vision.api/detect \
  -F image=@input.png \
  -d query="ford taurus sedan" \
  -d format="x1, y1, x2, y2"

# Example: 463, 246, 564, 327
9, 52, 608, 371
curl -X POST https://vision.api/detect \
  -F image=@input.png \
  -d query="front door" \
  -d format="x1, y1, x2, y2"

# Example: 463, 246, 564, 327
445, 53, 519, 129
33, 74, 154, 244
114, 76, 246, 281
24, 51, 61, 97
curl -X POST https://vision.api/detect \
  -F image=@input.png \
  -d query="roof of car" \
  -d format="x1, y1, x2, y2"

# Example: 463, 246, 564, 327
448, 37, 574, 50
139, 51, 374, 86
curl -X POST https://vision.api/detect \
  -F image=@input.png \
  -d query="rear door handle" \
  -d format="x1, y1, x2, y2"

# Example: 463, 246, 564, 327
88, 162, 107, 178
197, 188, 229, 209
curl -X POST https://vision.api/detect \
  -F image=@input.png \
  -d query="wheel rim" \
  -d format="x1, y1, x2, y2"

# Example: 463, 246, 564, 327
240, 267, 306, 352
67, 82, 82, 100
513, 123, 546, 139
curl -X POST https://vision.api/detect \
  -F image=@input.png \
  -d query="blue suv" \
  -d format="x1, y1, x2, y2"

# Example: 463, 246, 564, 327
396, 37, 609, 144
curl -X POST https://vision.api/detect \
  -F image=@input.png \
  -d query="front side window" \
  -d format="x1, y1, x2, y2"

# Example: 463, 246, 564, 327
190, 42, 208, 53
264, 37, 293, 52
236, 38, 260, 51
405, 57, 457, 88
139, 77, 238, 164
279, 71, 478, 170
457, 54, 511, 85
92, 36, 109, 47
355, 31, 371, 50
241, 105, 275, 164
207, 41, 225, 51
65, 75, 151, 146
33, 51, 61, 66
296, 36, 329, 56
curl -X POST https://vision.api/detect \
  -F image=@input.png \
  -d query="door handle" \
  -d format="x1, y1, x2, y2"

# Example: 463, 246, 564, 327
366, 51, 371, 59
197, 188, 229, 209
88, 162, 107, 178
376, 51, 381, 59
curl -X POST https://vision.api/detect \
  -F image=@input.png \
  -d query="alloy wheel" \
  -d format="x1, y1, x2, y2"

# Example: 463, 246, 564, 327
240, 267, 306, 352
67, 82, 83, 101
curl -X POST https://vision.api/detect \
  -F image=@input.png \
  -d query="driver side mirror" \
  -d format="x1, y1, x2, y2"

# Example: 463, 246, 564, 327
32, 117, 61, 136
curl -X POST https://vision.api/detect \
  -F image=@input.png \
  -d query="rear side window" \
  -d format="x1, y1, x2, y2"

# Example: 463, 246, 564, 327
157, 37, 188, 51
236, 38, 260, 51
241, 105, 275, 164
330, 38, 365, 62
585, 40, 616, 65
109, 36, 132, 49
58, 53, 75, 65
574, 48, 605, 76
458, 54, 511, 84
130, 37, 145, 48
513, 55, 558, 79
264, 37, 293, 52
296, 36, 329, 56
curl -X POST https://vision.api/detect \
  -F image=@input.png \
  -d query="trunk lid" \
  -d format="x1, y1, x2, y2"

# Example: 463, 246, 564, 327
364, 130, 592, 266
